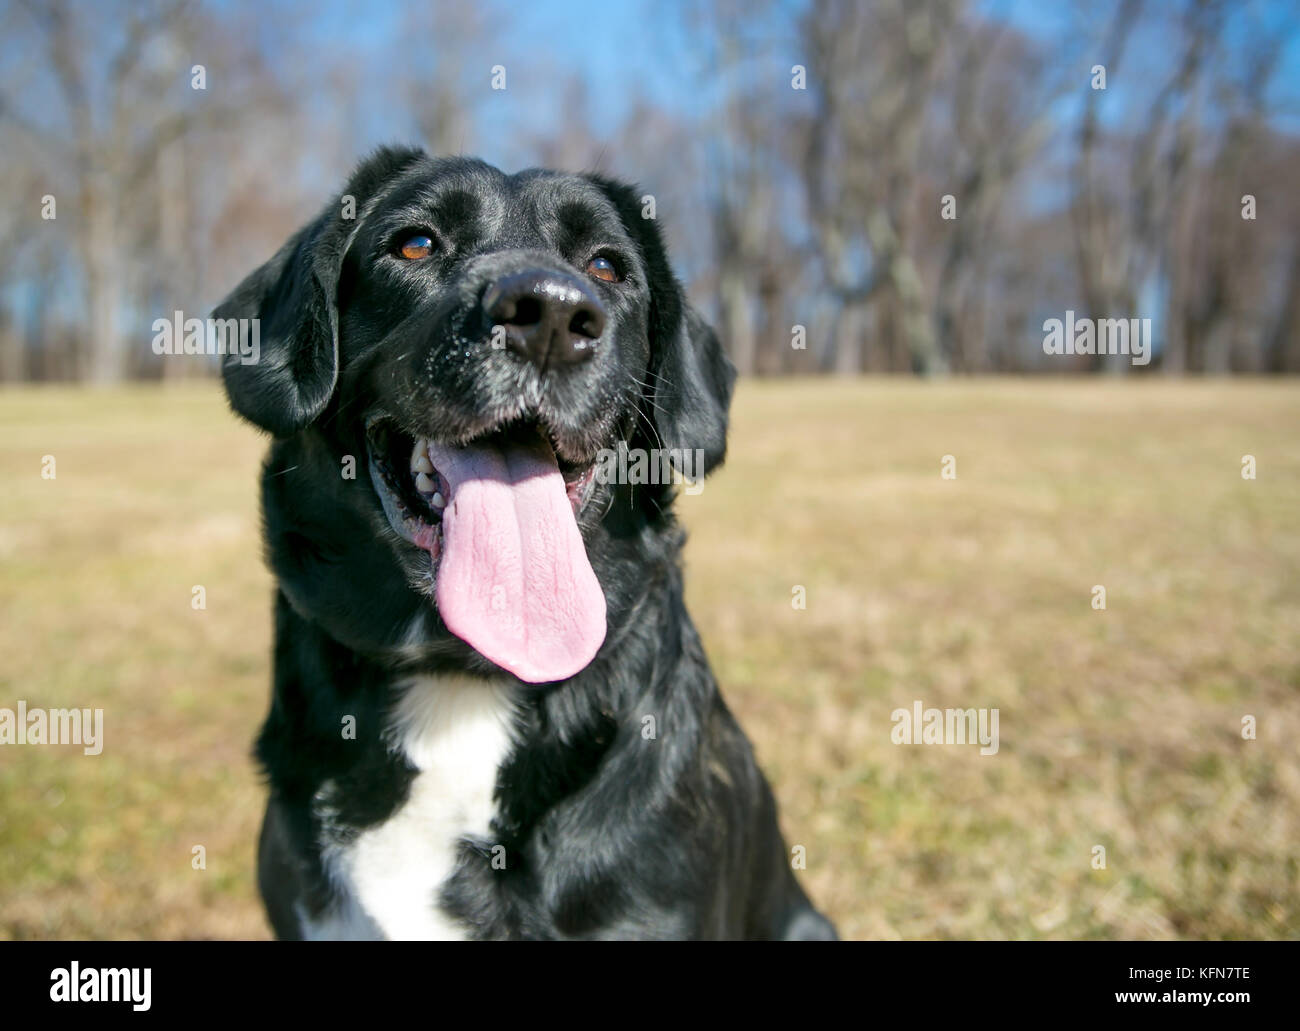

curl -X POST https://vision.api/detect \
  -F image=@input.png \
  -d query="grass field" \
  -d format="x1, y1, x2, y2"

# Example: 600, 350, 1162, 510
1, 378, 1298, 940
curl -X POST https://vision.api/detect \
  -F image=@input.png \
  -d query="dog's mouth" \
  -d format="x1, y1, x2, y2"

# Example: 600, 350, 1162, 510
365, 416, 605, 683
365, 418, 597, 550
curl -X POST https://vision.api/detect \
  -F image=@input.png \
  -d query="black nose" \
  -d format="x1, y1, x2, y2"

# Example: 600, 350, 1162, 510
483, 269, 605, 370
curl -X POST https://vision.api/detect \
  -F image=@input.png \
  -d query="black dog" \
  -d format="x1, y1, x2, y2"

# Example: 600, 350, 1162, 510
215, 146, 836, 940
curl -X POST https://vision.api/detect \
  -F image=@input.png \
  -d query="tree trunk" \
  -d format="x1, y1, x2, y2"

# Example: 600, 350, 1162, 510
719, 270, 755, 376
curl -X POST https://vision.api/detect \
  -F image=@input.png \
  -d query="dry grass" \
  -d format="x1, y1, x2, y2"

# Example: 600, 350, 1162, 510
1, 378, 1297, 939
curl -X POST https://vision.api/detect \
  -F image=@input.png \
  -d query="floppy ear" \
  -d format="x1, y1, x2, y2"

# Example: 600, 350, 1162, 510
656, 304, 735, 476
213, 145, 427, 436
585, 175, 736, 476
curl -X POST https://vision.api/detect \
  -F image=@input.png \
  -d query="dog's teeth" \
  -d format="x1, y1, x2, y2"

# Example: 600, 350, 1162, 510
431, 491, 446, 508
410, 437, 431, 470
415, 472, 435, 494
413, 453, 434, 475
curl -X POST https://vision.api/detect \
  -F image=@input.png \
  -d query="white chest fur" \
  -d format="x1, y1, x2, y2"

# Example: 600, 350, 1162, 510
302, 674, 516, 940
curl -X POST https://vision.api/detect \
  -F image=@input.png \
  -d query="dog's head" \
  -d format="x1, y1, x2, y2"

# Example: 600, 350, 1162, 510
215, 147, 734, 684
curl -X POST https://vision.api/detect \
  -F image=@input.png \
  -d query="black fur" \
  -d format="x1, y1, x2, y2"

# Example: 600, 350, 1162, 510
216, 147, 836, 940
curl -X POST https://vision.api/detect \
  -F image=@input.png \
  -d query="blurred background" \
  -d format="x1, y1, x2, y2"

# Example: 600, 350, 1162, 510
2, 0, 1300, 379
1, 0, 1298, 941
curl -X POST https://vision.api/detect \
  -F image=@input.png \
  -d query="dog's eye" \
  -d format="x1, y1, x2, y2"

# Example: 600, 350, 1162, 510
585, 255, 621, 283
397, 234, 436, 260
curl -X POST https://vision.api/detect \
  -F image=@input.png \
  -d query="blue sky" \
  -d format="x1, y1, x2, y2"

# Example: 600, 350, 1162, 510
13, 0, 1298, 151
261, 0, 1300, 142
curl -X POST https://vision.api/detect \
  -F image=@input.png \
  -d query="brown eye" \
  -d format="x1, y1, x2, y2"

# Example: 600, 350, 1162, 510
585, 255, 621, 283
398, 234, 435, 260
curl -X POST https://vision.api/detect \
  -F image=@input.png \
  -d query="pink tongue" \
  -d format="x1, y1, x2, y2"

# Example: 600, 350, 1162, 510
426, 435, 606, 683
